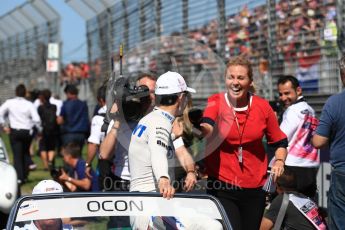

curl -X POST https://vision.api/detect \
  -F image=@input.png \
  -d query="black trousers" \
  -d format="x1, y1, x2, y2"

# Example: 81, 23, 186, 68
9, 129, 32, 182
207, 178, 266, 230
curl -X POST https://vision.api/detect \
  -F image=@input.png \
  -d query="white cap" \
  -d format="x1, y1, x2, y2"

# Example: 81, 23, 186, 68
32, 180, 63, 194
155, 71, 196, 95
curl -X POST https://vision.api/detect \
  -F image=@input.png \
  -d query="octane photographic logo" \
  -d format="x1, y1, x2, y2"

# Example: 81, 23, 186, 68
106, 35, 235, 165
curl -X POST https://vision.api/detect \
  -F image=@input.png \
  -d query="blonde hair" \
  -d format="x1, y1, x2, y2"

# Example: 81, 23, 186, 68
226, 55, 253, 80
177, 93, 193, 136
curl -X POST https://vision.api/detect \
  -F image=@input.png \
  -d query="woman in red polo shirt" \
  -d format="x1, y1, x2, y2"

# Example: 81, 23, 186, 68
200, 56, 287, 230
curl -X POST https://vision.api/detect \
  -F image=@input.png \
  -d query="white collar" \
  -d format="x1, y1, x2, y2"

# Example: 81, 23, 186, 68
224, 92, 253, 111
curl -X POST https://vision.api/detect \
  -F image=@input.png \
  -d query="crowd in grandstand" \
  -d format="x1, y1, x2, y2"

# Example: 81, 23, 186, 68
60, 62, 90, 86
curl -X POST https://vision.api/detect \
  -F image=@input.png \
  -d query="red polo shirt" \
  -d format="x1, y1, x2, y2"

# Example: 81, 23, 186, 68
203, 93, 286, 188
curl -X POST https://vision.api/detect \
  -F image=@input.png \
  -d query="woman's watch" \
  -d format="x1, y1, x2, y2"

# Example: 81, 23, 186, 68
275, 158, 285, 164
187, 169, 199, 178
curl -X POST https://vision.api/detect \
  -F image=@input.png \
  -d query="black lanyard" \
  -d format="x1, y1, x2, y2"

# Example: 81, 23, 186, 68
231, 96, 251, 164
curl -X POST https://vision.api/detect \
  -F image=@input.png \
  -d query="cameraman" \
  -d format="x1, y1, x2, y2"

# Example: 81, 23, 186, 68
98, 78, 149, 228
99, 77, 149, 193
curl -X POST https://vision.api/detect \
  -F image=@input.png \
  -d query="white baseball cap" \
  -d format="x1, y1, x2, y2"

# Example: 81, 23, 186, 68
32, 180, 63, 194
155, 71, 196, 95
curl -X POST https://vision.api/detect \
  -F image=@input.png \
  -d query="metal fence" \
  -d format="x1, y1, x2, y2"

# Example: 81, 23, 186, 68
0, 0, 341, 102
69, 0, 342, 101
0, 0, 60, 103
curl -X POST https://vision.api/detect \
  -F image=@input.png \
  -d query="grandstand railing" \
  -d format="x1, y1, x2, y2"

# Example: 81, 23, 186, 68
67, 0, 342, 103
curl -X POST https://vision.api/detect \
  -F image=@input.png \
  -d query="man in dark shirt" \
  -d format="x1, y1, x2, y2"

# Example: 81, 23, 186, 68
260, 168, 326, 230
38, 89, 58, 170
57, 84, 89, 151
312, 55, 345, 229
58, 142, 99, 192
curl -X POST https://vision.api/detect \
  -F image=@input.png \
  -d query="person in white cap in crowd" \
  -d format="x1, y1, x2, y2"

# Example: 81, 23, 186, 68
14, 180, 73, 230
128, 71, 195, 229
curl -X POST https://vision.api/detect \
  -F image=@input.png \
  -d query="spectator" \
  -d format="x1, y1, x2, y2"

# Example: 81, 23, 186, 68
58, 143, 98, 192
34, 92, 63, 117
200, 56, 288, 230
50, 94, 63, 117
312, 55, 345, 229
26, 90, 40, 171
38, 89, 59, 170
57, 84, 89, 150
0, 84, 41, 185
85, 85, 106, 183
277, 75, 319, 198
26, 89, 41, 171
260, 168, 326, 230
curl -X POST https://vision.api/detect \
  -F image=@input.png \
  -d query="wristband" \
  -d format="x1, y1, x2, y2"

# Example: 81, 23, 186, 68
187, 170, 198, 177
275, 159, 285, 164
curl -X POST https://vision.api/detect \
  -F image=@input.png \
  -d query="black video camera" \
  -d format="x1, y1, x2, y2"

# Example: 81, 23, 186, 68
102, 77, 150, 133
118, 79, 150, 122
188, 107, 203, 129
50, 167, 63, 181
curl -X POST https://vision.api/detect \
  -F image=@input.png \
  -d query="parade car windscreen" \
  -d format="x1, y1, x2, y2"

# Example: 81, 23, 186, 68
7, 192, 232, 230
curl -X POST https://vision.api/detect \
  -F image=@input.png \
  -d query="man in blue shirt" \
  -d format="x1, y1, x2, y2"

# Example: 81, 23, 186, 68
312, 55, 345, 229
58, 85, 89, 150
59, 142, 99, 192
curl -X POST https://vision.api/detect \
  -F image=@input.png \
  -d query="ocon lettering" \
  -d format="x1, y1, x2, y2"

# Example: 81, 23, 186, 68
87, 200, 144, 212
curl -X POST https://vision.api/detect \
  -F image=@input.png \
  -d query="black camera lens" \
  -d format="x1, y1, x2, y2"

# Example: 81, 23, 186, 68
188, 108, 203, 128
50, 167, 62, 180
